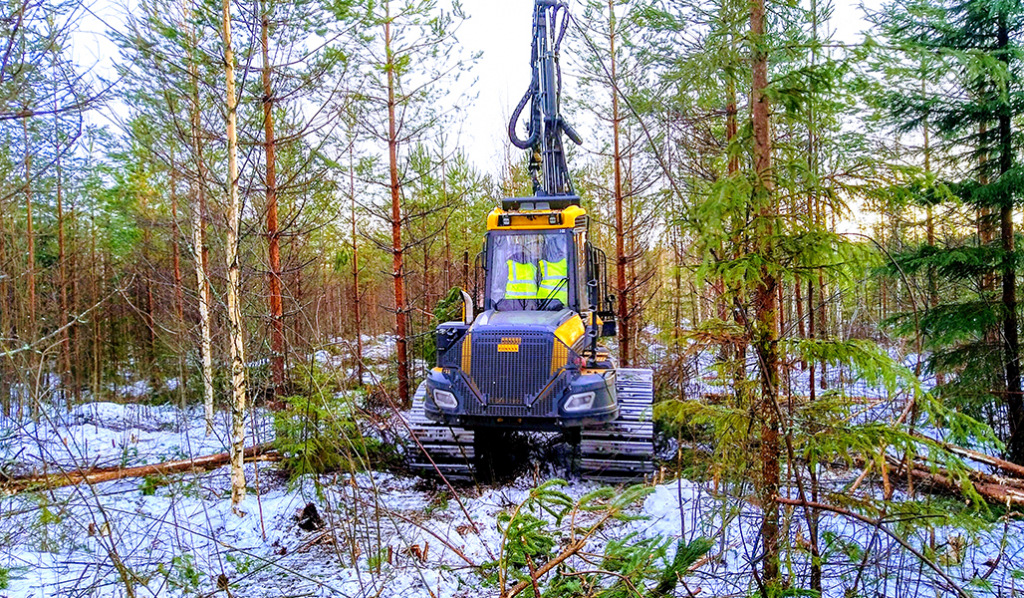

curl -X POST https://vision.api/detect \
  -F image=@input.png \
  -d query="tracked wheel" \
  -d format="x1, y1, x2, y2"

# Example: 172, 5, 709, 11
579, 368, 656, 483
405, 382, 475, 480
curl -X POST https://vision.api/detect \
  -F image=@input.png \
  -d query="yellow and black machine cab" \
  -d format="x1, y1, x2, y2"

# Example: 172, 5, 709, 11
425, 197, 618, 431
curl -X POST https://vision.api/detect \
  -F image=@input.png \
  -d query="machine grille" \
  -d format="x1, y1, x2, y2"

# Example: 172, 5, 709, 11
470, 331, 551, 404
440, 329, 579, 417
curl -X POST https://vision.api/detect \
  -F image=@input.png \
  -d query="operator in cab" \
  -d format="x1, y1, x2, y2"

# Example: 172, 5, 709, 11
538, 238, 568, 308
504, 246, 539, 302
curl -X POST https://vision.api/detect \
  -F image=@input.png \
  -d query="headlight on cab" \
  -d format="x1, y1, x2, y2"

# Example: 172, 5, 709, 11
433, 389, 457, 409
563, 391, 595, 412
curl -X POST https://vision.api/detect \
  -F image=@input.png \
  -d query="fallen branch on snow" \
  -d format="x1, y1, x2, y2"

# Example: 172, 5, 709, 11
2, 443, 280, 494
888, 454, 1024, 508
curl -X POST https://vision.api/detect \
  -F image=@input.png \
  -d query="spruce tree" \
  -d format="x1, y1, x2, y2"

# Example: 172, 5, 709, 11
873, 0, 1024, 462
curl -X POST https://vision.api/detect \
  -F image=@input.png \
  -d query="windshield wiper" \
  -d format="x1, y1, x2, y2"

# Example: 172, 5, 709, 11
537, 277, 568, 311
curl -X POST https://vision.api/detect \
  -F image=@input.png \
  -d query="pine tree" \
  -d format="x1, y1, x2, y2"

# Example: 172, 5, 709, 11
341, 0, 474, 405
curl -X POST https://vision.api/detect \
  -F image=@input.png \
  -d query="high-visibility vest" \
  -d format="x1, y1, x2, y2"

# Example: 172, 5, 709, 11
505, 260, 539, 299
538, 259, 568, 305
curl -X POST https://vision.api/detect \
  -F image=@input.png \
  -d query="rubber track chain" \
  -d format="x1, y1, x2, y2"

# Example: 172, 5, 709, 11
405, 383, 476, 480
579, 368, 656, 483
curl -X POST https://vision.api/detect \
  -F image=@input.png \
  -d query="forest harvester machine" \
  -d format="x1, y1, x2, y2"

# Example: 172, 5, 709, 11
405, 0, 655, 483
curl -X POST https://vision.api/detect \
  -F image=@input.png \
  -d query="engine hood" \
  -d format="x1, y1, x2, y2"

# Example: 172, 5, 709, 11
472, 309, 574, 333
471, 309, 586, 349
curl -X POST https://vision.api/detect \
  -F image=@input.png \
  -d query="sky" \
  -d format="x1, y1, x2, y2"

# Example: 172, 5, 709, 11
448, 0, 879, 176
71, 0, 880, 178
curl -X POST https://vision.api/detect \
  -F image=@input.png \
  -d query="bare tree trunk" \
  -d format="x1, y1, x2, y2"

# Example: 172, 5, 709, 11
55, 116, 71, 409
138, 163, 159, 392
627, 154, 639, 364
262, 7, 285, 394
69, 208, 80, 402
350, 144, 364, 385
170, 152, 187, 408
222, 0, 248, 510
441, 149, 451, 291
8, 444, 279, 492
188, 10, 215, 435
673, 227, 684, 403
609, 0, 629, 366
751, 0, 780, 588
0, 184, 8, 416
23, 118, 37, 417
385, 7, 410, 406
997, 18, 1023, 462
91, 213, 101, 401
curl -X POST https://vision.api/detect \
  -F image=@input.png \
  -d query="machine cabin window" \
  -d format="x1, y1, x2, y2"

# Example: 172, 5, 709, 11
489, 232, 573, 311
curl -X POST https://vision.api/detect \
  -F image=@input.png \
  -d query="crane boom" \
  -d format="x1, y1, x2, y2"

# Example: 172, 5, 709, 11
508, 0, 583, 199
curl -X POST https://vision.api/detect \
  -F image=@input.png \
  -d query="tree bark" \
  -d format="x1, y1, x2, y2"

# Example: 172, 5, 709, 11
0, 180, 7, 416
55, 108, 71, 409
997, 15, 1024, 464
23, 117, 37, 417
750, 0, 780, 589
170, 152, 187, 408
262, 8, 285, 394
188, 8, 215, 436
609, 0, 629, 366
350, 143, 364, 385
222, 0, 248, 510
5, 445, 279, 493
806, 1, 821, 589
385, 6, 410, 406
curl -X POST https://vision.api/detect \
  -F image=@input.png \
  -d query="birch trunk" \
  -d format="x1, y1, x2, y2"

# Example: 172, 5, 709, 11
222, 0, 248, 510
188, 7, 215, 436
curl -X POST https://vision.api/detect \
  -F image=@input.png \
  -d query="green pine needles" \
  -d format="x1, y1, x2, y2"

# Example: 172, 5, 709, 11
485, 479, 711, 597
273, 363, 400, 481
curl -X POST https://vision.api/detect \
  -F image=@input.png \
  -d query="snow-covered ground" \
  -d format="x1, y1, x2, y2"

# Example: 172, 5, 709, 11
1, 395, 1022, 598
1, 336, 1021, 597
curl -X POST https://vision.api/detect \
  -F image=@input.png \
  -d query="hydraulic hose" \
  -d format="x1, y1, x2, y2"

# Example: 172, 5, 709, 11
508, 83, 538, 150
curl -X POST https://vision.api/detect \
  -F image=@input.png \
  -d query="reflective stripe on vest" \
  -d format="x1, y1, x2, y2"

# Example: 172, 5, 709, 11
505, 260, 539, 299
538, 259, 568, 304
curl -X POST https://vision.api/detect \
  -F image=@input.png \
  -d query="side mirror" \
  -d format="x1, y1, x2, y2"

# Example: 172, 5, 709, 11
460, 288, 474, 325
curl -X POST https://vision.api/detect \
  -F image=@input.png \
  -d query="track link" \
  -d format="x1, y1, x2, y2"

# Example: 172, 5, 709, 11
404, 369, 655, 484
579, 368, 656, 483
405, 383, 475, 480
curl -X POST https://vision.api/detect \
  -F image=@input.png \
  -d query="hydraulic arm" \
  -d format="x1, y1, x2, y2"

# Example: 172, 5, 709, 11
508, 0, 583, 198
